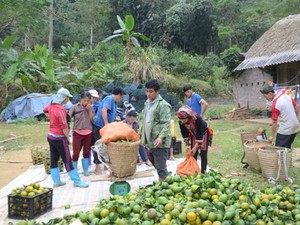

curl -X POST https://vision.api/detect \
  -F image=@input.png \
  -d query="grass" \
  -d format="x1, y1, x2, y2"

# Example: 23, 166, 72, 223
0, 115, 299, 190
0, 119, 49, 151
205, 103, 234, 119
207, 119, 300, 190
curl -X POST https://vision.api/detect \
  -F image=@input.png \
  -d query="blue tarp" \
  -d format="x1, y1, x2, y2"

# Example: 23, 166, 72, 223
0, 93, 55, 122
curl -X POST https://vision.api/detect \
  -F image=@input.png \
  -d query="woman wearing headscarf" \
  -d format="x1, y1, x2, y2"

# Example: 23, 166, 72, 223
177, 105, 210, 173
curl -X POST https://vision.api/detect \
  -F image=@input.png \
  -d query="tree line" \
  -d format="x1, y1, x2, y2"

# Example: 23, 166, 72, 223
0, 0, 299, 109
1, 0, 299, 54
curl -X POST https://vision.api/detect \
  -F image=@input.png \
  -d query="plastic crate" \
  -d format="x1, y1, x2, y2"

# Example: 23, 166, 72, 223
8, 188, 53, 219
174, 141, 182, 155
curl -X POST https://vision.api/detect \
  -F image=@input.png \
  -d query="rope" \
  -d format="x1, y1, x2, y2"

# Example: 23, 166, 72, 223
268, 149, 293, 184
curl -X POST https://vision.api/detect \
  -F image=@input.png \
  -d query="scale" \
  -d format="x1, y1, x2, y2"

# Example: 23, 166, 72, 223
109, 181, 131, 196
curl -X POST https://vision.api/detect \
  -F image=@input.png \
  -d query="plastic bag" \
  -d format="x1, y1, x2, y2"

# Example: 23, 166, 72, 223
176, 147, 201, 176
91, 140, 109, 163
100, 122, 140, 144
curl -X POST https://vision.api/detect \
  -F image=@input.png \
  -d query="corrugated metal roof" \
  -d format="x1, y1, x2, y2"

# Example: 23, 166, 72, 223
234, 50, 300, 71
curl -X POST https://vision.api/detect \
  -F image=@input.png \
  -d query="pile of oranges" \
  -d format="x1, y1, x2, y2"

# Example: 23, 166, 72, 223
14, 172, 300, 225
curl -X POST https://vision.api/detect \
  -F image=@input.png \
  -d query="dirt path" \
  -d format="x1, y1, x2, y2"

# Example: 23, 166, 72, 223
0, 147, 33, 188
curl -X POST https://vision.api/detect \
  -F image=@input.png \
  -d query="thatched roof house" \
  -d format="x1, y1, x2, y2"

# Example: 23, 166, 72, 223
235, 14, 300, 72
233, 14, 300, 109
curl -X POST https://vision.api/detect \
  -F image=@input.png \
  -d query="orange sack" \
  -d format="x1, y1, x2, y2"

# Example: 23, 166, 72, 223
100, 122, 140, 144
176, 147, 201, 176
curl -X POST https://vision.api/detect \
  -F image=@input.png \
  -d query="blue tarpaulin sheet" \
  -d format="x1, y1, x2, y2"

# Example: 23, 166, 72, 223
0, 93, 55, 122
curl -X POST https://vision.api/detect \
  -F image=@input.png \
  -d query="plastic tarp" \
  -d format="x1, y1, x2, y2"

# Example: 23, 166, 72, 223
0, 93, 54, 122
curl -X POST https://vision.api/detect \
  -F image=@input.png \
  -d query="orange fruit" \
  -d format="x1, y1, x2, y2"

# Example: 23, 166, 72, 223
202, 220, 213, 225
25, 186, 34, 193
178, 212, 187, 222
187, 212, 197, 221
199, 209, 208, 220
165, 213, 172, 221
219, 194, 228, 203
20, 191, 28, 197
160, 219, 170, 225
211, 195, 219, 200
212, 222, 221, 225
201, 192, 210, 200
209, 188, 217, 196
240, 202, 249, 210
253, 198, 261, 206
239, 195, 248, 202
164, 203, 174, 212
100, 208, 109, 218
261, 194, 269, 200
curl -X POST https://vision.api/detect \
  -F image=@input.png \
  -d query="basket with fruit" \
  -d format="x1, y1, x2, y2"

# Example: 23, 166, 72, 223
8, 183, 52, 219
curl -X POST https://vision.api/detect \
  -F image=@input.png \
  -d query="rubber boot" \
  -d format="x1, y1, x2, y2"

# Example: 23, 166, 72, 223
72, 161, 78, 170
68, 169, 89, 188
50, 168, 66, 187
81, 158, 91, 176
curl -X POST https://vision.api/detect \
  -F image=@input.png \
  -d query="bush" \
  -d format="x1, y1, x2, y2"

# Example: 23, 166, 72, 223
78, 42, 126, 70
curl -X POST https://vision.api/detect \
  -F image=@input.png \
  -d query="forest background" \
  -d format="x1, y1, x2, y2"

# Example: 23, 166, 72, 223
1, 0, 300, 110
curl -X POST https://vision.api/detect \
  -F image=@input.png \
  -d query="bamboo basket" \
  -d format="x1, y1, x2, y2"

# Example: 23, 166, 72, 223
31, 146, 48, 165
106, 141, 140, 178
243, 140, 272, 172
42, 152, 64, 174
240, 131, 260, 145
258, 146, 292, 181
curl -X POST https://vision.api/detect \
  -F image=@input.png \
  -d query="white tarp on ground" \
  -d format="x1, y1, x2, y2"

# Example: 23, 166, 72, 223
0, 159, 188, 224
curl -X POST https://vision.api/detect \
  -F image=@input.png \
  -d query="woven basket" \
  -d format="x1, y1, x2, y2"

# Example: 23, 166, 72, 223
42, 152, 64, 175
31, 146, 48, 165
258, 146, 292, 181
106, 141, 140, 178
240, 131, 259, 145
243, 140, 273, 172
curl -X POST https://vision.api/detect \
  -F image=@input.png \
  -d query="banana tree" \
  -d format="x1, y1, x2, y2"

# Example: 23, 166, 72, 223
103, 15, 150, 61
58, 42, 85, 72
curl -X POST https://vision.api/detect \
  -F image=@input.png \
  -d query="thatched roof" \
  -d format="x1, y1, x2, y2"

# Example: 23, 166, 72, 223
235, 14, 300, 71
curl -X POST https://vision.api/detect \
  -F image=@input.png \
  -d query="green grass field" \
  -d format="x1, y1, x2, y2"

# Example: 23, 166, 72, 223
0, 114, 299, 190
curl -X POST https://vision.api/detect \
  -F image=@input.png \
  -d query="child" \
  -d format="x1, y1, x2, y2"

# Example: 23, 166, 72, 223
123, 110, 153, 166
69, 91, 94, 176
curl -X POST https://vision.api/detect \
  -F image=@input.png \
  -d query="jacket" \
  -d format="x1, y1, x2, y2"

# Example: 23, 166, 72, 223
139, 95, 172, 149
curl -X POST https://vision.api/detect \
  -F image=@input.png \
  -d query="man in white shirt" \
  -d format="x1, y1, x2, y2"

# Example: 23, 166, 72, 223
260, 84, 299, 148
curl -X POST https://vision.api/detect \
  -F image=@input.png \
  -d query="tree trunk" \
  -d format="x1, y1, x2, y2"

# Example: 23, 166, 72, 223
90, 25, 93, 50
229, 35, 232, 48
48, 0, 54, 52
24, 33, 27, 51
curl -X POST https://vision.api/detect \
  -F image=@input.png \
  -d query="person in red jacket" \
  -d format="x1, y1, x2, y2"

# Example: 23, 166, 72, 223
44, 88, 88, 188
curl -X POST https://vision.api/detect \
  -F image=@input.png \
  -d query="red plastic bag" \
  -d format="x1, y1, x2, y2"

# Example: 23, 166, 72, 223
176, 147, 201, 176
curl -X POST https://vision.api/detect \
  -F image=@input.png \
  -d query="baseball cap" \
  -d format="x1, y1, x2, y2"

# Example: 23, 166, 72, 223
260, 84, 274, 94
88, 89, 99, 98
52, 88, 73, 104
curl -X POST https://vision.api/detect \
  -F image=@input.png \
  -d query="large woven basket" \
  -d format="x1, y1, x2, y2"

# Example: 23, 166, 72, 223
240, 131, 259, 145
31, 146, 48, 165
243, 140, 273, 172
42, 151, 64, 175
258, 146, 292, 181
106, 141, 140, 178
